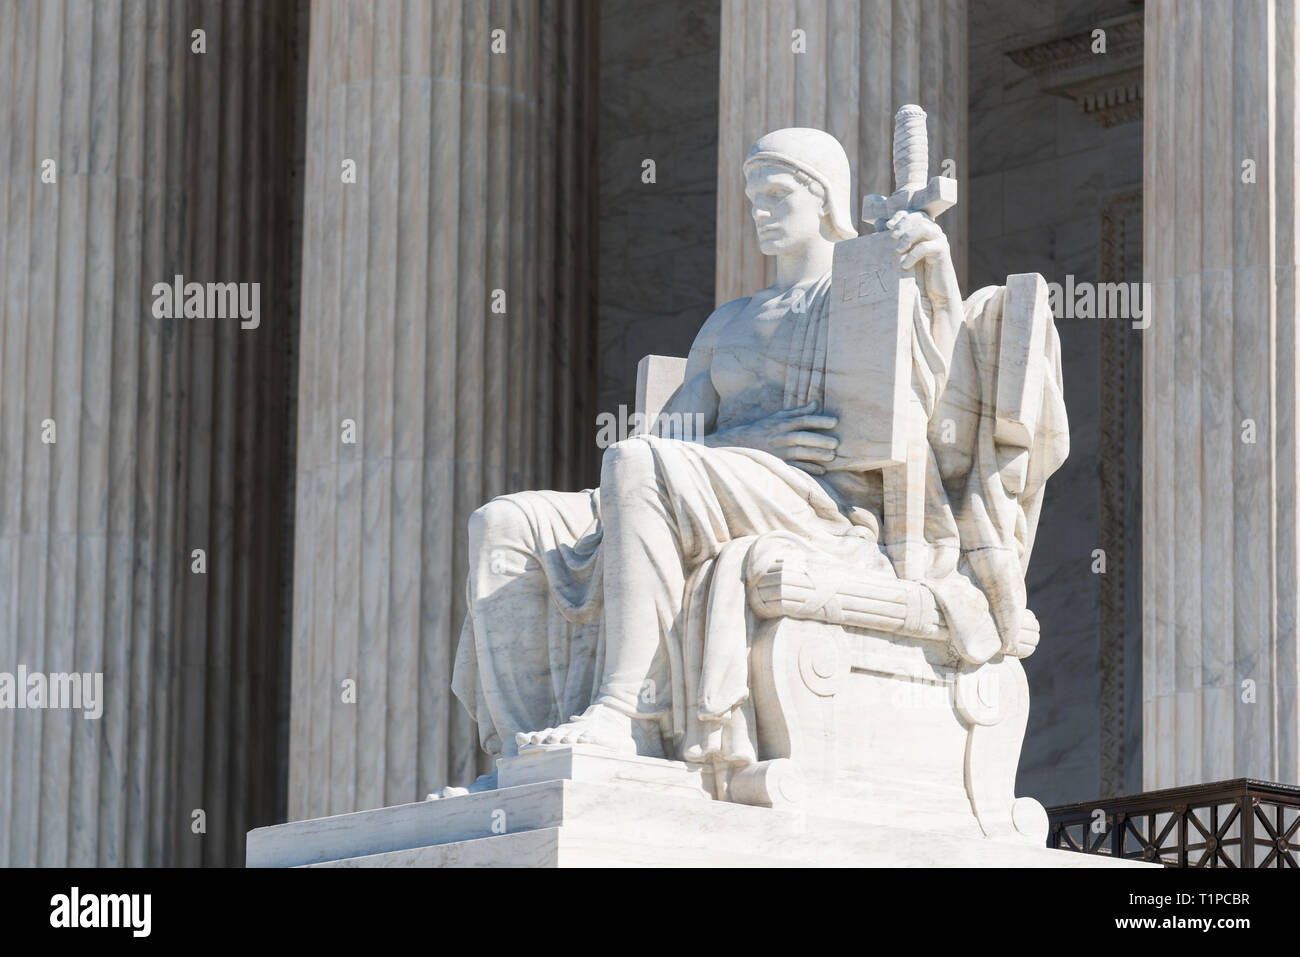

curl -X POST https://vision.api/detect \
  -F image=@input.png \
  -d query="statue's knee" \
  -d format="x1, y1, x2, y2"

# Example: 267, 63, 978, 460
468, 497, 528, 552
600, 437, 655, 487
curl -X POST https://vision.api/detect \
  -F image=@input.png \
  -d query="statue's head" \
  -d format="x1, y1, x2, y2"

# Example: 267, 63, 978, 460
743, 128, 857, 255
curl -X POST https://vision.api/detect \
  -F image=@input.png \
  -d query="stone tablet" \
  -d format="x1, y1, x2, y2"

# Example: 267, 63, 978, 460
995, 273, 1049, 449
823, 230, 915, 471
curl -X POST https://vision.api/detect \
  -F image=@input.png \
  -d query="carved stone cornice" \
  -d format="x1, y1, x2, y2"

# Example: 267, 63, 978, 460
1004, 10, 1143, 128
1097, 187, 1142, 799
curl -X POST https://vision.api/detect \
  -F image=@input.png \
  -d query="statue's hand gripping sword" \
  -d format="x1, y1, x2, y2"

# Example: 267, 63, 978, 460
861, 104, 957, 229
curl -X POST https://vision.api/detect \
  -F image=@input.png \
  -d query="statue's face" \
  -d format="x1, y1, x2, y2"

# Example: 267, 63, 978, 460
745, 163, 828, 255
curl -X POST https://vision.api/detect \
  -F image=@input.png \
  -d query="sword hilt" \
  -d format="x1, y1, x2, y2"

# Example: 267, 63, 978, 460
862, 103, 956, 226
893, 104, 928, 192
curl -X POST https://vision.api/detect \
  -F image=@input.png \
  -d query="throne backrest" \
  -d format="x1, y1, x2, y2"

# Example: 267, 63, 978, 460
634, 355, 688, 431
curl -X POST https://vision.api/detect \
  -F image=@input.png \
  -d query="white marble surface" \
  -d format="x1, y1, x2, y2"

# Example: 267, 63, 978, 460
445, 118, 1072, 853
824, 232, 915, 470
634, 355, 690, 437
250, 767, 1153, 868
994, 274, 1049, 452
1143, 0, 1300, 789
497, 744, 713, 799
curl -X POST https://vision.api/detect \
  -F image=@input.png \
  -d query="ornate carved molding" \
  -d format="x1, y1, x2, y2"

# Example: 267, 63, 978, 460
1004, 11, 1144, 128
1097, 187, 1143, 799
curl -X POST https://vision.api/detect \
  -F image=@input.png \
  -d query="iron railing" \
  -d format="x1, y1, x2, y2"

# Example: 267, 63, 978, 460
1047, 778, 1300, 867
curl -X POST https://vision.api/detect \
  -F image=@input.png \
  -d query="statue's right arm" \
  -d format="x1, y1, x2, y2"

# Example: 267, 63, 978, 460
655, 297, 747, 438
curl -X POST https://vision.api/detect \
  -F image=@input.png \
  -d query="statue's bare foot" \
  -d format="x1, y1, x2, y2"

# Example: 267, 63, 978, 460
516, 702, 638, 754
425, 770, 497, 801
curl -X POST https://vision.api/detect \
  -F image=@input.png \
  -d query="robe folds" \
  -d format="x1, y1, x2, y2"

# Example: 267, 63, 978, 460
451, 272, 1068, 769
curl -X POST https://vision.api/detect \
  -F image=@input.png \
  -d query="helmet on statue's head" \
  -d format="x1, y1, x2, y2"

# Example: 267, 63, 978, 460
743, 128, 858, 242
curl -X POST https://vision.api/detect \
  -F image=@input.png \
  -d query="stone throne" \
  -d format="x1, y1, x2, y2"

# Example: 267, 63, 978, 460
633, 270, 1060, 846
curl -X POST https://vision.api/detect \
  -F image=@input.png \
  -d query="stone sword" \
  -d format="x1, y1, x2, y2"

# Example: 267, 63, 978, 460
822, 105, 958, 584
861, 103, 957, 229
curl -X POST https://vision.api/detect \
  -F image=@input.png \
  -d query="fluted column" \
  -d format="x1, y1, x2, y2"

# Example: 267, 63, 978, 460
1143, 0, 1300, 789
715, 0, 967, 302
0, 0, 303, 865
288, 0, 596, 820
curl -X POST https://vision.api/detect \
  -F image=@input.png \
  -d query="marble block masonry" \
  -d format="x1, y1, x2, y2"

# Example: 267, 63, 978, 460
249, 108, 1150, 868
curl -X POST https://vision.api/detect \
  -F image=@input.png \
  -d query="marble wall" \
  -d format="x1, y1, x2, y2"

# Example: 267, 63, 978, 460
967, 0, 1145, 803
594, 0, 721, 452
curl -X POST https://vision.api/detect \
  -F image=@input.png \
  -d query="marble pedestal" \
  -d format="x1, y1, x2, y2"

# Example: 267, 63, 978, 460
247, 747, 1151, 868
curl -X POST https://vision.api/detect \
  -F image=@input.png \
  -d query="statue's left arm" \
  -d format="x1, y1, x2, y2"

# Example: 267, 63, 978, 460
881, 210, 964, 373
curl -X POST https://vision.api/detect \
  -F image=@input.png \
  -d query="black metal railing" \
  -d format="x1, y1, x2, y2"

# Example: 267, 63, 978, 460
1047, 778, 1300, 867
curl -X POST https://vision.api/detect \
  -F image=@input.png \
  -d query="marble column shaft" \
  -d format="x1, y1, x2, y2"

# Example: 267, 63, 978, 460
1144, 0, 1299, 789
0, 0, 303, 865
288, 0, 597, 821
715, 0, 968, 302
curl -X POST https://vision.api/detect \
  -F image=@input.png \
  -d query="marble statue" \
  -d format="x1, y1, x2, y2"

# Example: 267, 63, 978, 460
433, 107, 1069, 845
